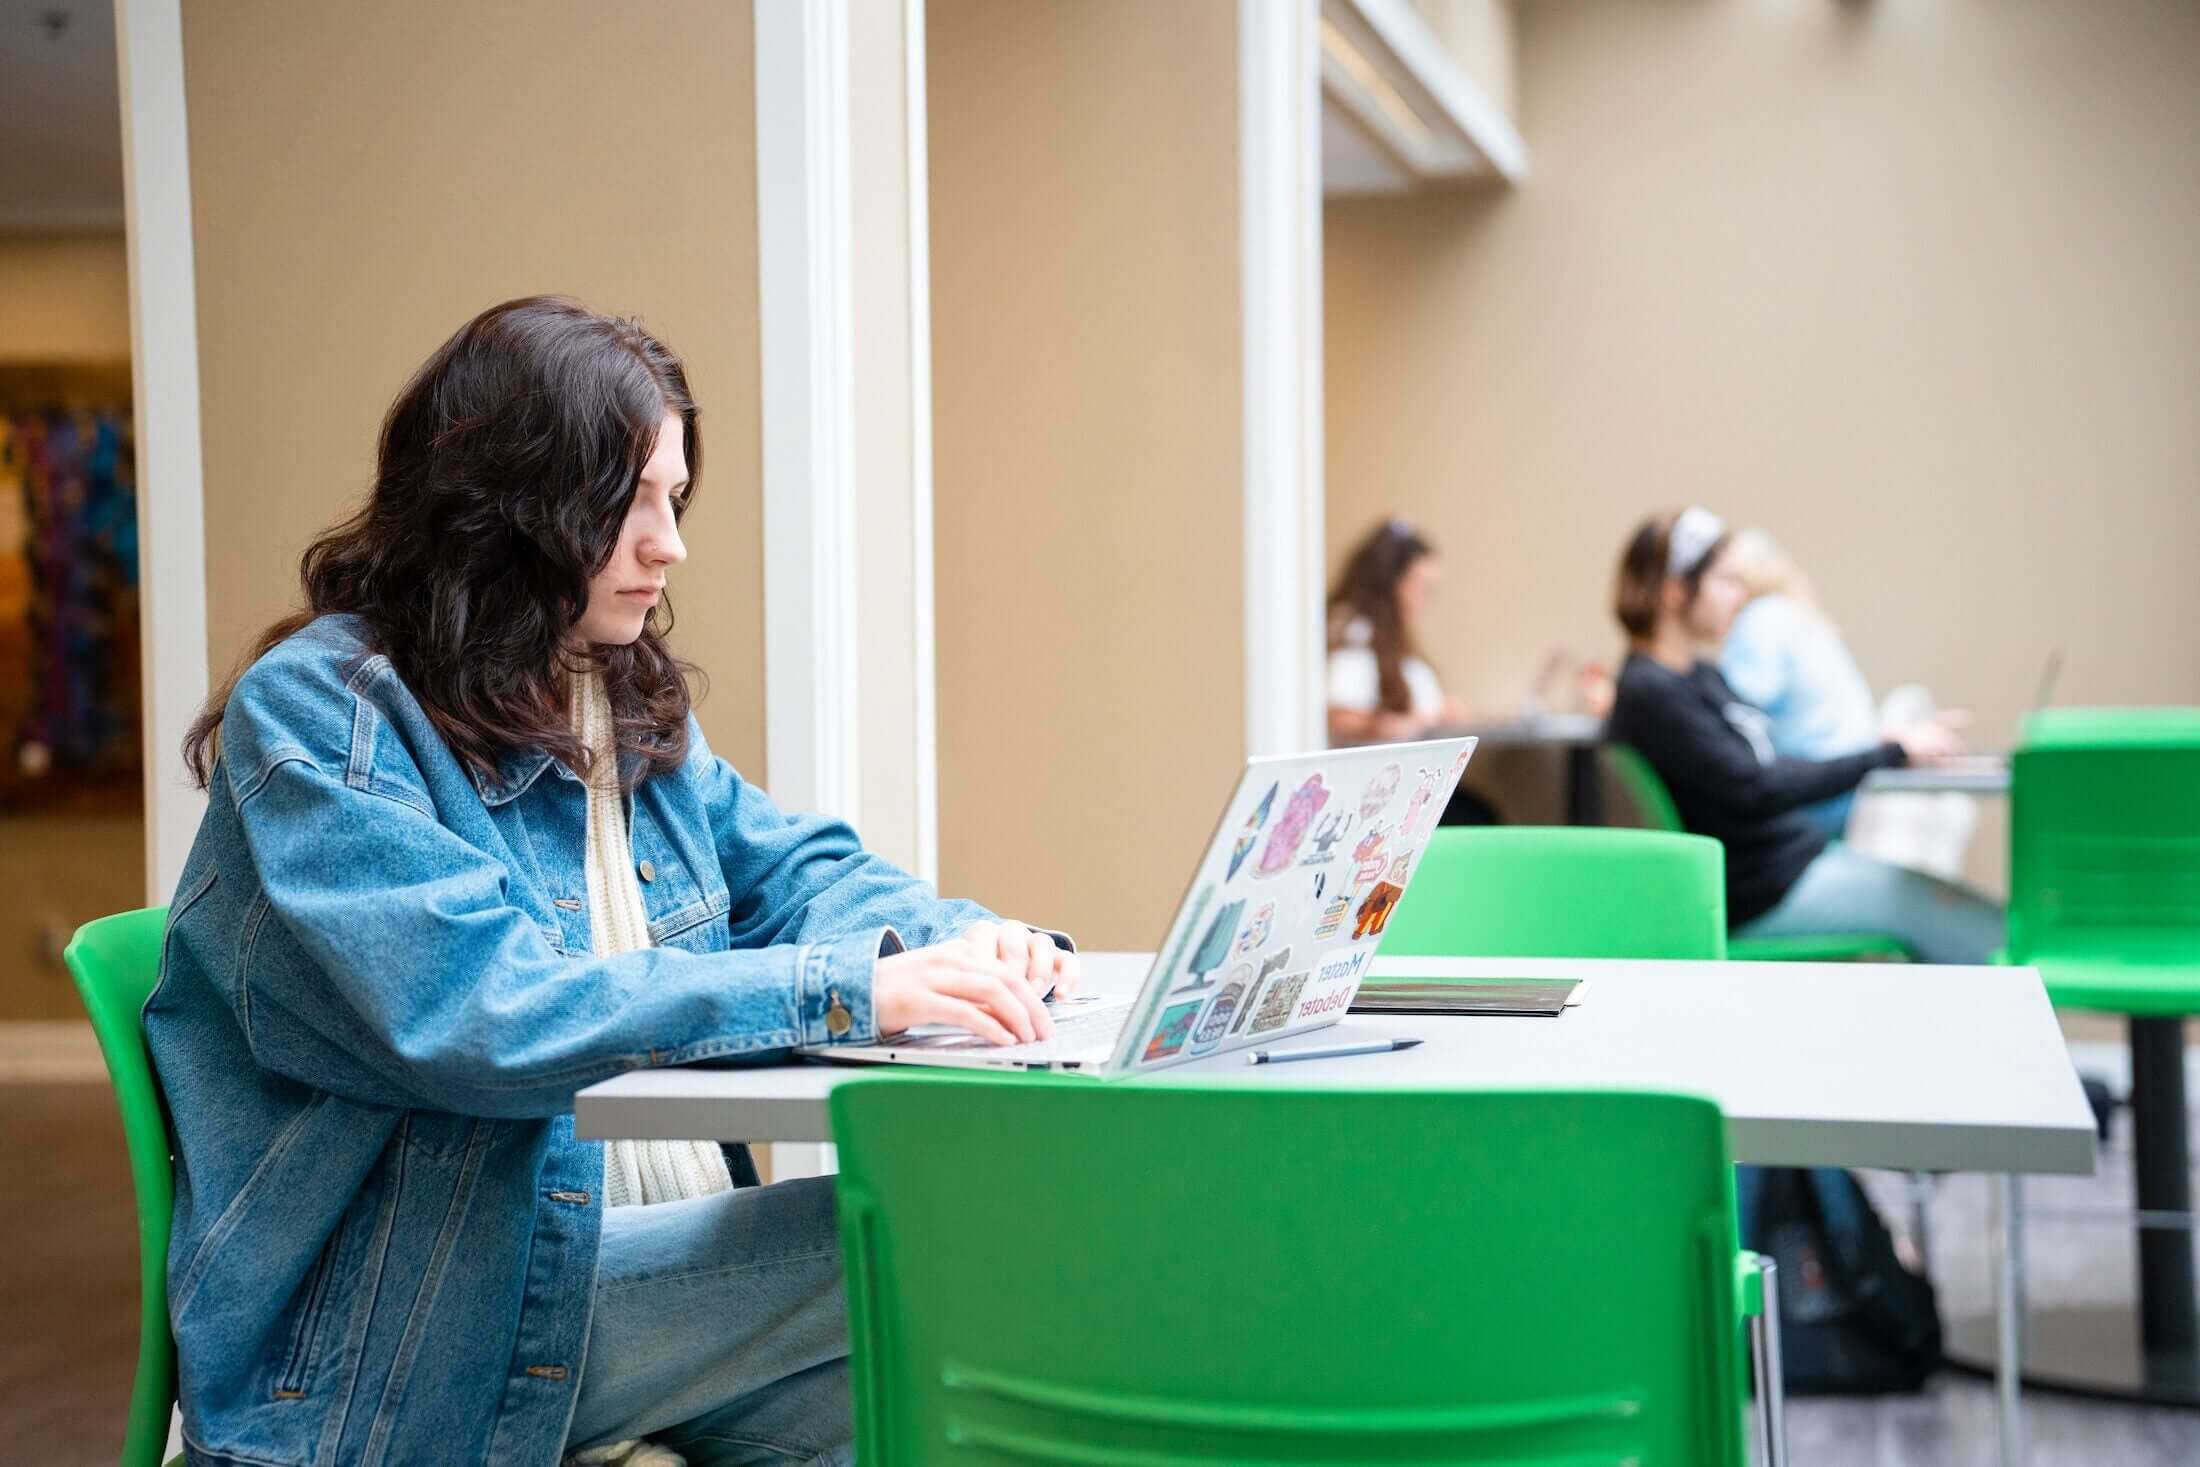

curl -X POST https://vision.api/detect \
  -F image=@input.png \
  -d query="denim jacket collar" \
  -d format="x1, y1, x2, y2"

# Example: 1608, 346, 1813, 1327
468, 745, 562, 806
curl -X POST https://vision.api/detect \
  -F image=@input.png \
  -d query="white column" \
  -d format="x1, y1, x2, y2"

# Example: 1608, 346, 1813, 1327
1240, 0, 1328, 757
756, 0, 859, 831
756, 0, 940, 1178
115, 0, 210, 905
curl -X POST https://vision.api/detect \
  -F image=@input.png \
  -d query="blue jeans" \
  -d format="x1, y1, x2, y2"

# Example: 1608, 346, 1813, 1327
1799, 789, 1855, 842
565, 1176, 855, 1466
1736, 843, 2003, 966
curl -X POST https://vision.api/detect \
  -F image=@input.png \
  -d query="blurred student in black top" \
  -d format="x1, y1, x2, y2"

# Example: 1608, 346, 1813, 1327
1603, 509, 2001, 962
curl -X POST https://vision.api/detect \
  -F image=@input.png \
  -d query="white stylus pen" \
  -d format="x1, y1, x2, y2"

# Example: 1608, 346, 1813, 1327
1247, 1038, 1422, 1065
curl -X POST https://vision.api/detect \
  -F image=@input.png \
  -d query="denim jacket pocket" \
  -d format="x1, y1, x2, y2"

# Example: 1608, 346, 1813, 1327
649, 885, 732, 954
273, 1210, 349, 1400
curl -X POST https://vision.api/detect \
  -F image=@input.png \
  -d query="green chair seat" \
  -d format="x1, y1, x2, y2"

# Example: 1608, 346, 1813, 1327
2039, 961, 2200, 1018
64, 908, 184, 1467
1382, 825, 1727, 960
832, 1072, 1767, 1466
2007, 707, 2200, 1016
1607, 742, 1913, 962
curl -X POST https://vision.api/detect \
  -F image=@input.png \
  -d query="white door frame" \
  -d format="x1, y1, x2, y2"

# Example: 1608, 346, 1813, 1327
755, 0, 860, 830
115, 0, 211, 905
755, 0, 941, 1177
1240, 0, 1328, 756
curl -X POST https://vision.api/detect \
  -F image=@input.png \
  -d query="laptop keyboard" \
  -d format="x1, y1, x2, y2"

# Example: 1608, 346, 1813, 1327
884, 1000, 1130, 1058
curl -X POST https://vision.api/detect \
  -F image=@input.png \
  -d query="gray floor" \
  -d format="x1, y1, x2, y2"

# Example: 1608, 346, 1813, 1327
1787, 1125, 2200, 1465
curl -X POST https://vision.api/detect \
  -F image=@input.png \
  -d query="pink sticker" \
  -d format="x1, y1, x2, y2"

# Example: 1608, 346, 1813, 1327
1359, 763, 1401, 820
1255, 773, 1332, 878
1350, 822, 1392, 889
1400, 766, 1442, 840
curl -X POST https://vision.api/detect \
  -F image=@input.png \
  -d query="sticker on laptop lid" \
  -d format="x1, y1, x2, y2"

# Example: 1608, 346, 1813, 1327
1292, 948, 1373, 1025
1174, 897, 1244, 992
1299, 808, 1354, 867
1226, 782, 1277, 882
1141, 998, 1205, 1063
1358, 763, 1401, 820
1188, 971, 1247, 1056
1231, 945, 1292, 1037
1400, 766, 1443, 841
1353, 880, 1405, 940
1248, 969, 1309, 1034
1313, 894, 1351, 940
1254, 773, 1331, 878
1232, 900, 1276, 956
1349, 822, 1392, 890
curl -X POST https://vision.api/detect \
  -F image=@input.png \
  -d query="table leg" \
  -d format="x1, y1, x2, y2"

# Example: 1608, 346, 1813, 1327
2131, 1016, 2198, 1384
1996, 1173, 2025, 1467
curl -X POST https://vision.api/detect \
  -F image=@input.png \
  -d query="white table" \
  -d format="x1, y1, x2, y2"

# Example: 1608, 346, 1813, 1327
578, 952, 2095, 1465
1862, 757, 2011, 795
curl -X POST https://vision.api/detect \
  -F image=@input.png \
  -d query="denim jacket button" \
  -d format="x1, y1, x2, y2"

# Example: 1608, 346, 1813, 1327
637, 860, 656, 883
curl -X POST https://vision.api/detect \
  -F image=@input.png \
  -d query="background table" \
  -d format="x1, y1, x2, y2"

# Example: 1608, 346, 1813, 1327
578, 951, 2095, 1466
1862, 757, 2011, 795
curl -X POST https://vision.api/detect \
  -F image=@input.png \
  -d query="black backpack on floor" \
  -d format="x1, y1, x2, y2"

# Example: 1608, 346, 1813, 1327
1737, 1165, 1944, 1395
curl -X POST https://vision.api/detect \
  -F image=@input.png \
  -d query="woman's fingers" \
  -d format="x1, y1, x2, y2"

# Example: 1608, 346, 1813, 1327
1050, 945, 1081, 999
980, 922, 1057, 1039
913, 991, 1015, 1047
928, 962, 1040, 1044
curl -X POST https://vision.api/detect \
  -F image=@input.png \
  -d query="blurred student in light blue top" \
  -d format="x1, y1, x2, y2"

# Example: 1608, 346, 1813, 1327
1717, 530, 1879, 839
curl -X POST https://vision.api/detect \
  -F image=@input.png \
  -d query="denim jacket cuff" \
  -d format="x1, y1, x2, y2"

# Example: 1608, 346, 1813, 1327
798, 926, 896, 1047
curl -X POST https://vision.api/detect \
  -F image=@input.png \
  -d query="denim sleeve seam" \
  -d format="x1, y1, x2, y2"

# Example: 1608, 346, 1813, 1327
231, 744, 319, 805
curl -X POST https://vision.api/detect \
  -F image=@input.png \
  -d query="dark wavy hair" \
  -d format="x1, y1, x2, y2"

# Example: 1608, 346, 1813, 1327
184, 295, 703, 791
1325, 517, 1436, 714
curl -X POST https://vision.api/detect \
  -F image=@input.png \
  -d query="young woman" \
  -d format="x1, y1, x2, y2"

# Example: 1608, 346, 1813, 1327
1716, 529, 1883, 838
1325, 518, 1465, 745
1603, 508, 2001, 962
145, 297, 1076, 1467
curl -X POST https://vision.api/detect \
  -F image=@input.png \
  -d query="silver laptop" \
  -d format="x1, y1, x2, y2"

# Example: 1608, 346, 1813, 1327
806, 737, 1477, 1076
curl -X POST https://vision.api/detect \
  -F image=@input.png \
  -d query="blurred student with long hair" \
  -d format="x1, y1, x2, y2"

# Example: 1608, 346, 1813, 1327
1325, 518, 1464, 743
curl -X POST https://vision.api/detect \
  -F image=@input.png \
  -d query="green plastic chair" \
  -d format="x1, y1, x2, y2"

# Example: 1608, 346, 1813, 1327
2002, 708, 2200, 1373
63, 907, 184, 1467
1606, 742, 1910, 963
2008, 707, 2200, 1011
832, 1072, 1780, 1465
1382, 825, 1728, 959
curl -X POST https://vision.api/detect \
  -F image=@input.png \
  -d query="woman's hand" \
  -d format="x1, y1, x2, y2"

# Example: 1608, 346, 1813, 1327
874, 930, 1055, 1046
1891, 713, 1969, 767
962, 918, 1078, 1002
1371, 709, 1427, 742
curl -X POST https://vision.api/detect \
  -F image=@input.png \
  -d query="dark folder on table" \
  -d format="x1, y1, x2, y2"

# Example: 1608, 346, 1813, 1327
1350, 978, 1582, 1018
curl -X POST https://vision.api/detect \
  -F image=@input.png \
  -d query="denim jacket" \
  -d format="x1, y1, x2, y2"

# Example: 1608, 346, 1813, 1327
146, 614, 998, 1466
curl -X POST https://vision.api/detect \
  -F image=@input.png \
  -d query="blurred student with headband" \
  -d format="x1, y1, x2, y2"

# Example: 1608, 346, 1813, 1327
1603, 508, 2000, 962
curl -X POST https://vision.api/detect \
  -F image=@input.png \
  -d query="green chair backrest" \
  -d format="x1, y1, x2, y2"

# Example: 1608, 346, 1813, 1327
2010, 708, 2200, 968
832, 1073, 1749, 1466
64, 907, 177, 1467
1606, 743, 1685, 832
1382, 825, 1728, 959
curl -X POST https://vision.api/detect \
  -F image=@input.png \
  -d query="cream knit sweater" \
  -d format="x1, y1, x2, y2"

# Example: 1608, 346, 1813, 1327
564, 666, 730, 1467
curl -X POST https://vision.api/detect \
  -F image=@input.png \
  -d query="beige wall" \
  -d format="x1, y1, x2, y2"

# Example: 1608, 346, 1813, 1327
182, 1, 765, 774
1327, 0, 2200, 894
930, 0, 1244, 946
0, 234, 131, 362
1411, 0, 1516, 126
